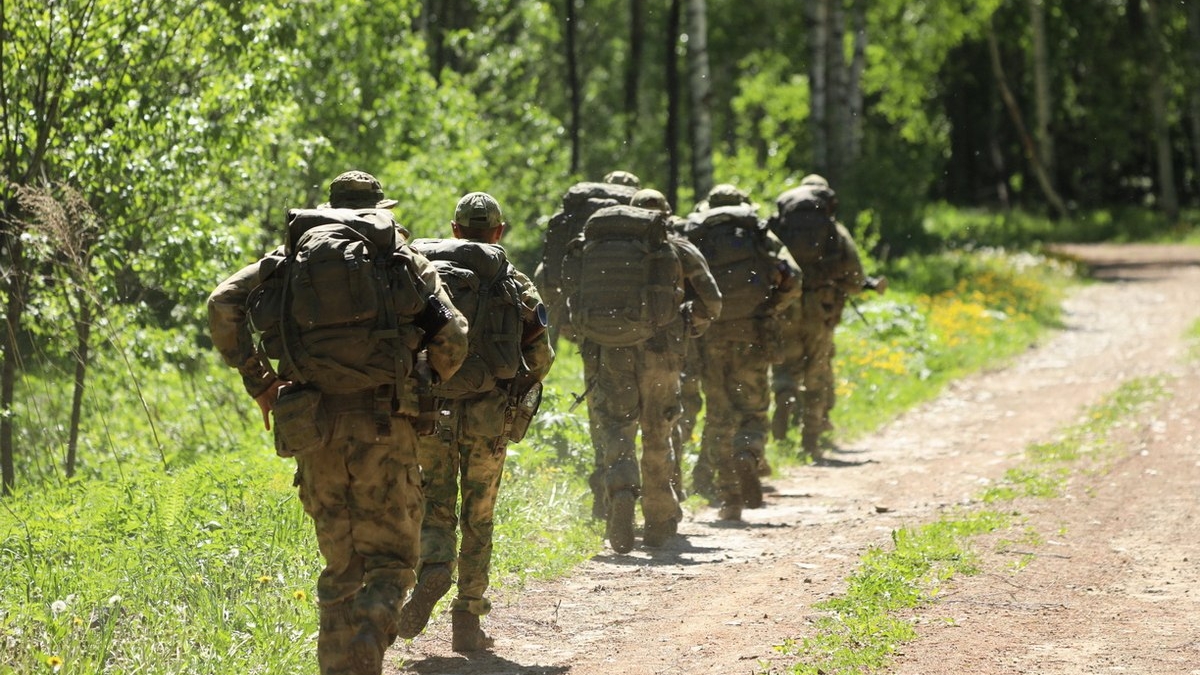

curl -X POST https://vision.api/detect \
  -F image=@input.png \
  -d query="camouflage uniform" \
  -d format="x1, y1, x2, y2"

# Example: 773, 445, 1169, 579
401, 192, 554, 652
683, 184, 802, 521
207, 171, 469, 675
571, 191, 720, 552
769, 175, 883, 458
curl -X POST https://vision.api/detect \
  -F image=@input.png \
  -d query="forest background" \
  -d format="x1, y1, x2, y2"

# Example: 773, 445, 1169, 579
2, 0, 1200, 673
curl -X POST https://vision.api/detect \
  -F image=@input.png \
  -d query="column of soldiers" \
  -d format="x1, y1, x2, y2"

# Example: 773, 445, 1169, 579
546, 171, 884, 547
209, 168, 882, 675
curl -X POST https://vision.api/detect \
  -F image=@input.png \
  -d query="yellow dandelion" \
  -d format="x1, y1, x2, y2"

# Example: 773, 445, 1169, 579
47, 655, 64, 668
257, 575, 272, 584
72, 616, 83, 627
293, 590, 309, 602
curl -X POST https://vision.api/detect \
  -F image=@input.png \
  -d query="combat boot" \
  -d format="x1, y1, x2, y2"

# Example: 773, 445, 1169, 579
771, 396, 795, 441
348, 582, 404, 674
643, 518, 677, 548
717, 500, 742, 521
606, 489, 636, 554
451, 610, 495, 652
396, 563, 452, 639
802, 430, 823, 462
735, 451, 764, 509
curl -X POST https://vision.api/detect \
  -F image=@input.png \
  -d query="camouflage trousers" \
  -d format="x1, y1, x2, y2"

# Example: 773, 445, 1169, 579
772, 291, 839, 452
673, 338, 704, 497
294, 404, 423, 675
695, 337, 771, 506
582, 339, 684, 528
416, 389, 510, 616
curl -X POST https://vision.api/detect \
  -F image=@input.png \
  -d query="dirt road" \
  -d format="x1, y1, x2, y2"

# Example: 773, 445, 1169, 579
390, 243, 1200, 675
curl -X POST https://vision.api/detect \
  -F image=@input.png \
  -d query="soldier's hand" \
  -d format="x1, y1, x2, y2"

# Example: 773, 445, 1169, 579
870, 276, 888, 294
254, 379, 287, 430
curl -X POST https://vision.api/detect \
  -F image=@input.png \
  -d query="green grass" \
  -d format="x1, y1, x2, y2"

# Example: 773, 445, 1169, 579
775, 377, 1168, 675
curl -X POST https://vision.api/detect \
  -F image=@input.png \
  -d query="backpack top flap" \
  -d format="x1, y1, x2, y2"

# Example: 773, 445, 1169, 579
569, 205, 681, 347
562, 181, 638, 210
683, 204, 774, 322
286, 207, 397, 254
409, 238, 523, 395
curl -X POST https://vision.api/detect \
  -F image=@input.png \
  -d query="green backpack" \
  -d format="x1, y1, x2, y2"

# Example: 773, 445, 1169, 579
768, 184, 841, 281
409, 238, 526, 399
246, 208, 429, 394
539, 181, 639, 293
682, 203, 776, 322
563, 204, 683, 347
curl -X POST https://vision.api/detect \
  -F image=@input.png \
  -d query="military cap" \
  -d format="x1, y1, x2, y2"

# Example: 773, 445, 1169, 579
603, 170, 641, 188
326, 170, 399, 209
631, 188, 672, 215
453, 191, 505, 229
800, 174, 829, 188
706, 183, 750, 207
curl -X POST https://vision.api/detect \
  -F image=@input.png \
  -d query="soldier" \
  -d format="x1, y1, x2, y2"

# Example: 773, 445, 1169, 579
398, 192, 554, 652
207, 171, 470, 675
630, 189, 723, 504
562, 190, 719, 552
768, 174, 886, 459
681, 183, 802, 521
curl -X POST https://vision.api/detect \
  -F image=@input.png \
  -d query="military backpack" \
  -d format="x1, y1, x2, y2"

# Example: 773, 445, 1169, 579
409, 238, 526, 399
682, 203, 777, 323
540, 181, 639, 293
246, 207, 431, 395
768, 184, 842, 282
562, 204, 683, 347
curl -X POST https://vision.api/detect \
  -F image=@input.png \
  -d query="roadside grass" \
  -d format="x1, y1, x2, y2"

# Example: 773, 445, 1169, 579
0, 238, 1076, 673
773, 377, 1167, 675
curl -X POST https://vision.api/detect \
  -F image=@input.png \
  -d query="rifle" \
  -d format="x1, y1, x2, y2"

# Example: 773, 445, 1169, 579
568, 377, 595, 413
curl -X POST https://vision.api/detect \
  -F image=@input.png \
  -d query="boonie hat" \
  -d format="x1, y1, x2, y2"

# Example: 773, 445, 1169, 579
327, 170, 399, 209
454, 192, 504, 229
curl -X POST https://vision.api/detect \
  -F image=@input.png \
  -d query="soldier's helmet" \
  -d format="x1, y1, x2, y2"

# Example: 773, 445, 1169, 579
631, 188, 672, 215
327, 170, 399, 209
453, 191, 505, 229
603, 170, 641, 188
706, 183, 750, 208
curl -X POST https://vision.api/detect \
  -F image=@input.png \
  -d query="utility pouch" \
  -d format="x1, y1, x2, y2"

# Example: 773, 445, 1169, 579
273, 385, 330, 457
506, 381, 543, 443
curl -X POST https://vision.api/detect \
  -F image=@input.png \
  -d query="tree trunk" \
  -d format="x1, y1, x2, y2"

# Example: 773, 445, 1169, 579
66, 297, 92, 479
827, 0, 849, 184
1, 230, 25, 495
848, 0, 866, 163
808, 0, 829, 174
1145, 0, 1179, 220
665, 0, 683, 207
1029, 0, 1056, 184
1187, 3, 1200, 199
565, 0, 582, 174
624, 0, 645, 147
686, 0, 713, 199
986, 22, 1069, 219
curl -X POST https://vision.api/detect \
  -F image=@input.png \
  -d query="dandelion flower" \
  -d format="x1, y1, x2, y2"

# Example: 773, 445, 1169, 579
47, 655, 64, 669
72, 616, 84, 627
50, 600, 67, 615
257, 575, 271, 584
292, 590, 308, 602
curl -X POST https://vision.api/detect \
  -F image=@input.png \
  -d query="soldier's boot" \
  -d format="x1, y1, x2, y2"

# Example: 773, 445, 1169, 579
348, 582, 404, 673
588, 471, 607, 521
717, 499, 742, 521
451, 610, 495, 653
802, 429, 823, 462
396, 563, 452, 639
735, 451, 764, 509
771, 396, 796, 441
643, 517, 678, 548
757, 453, 774, 477
692, 464, 718, 503
606, 489, 637, 554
